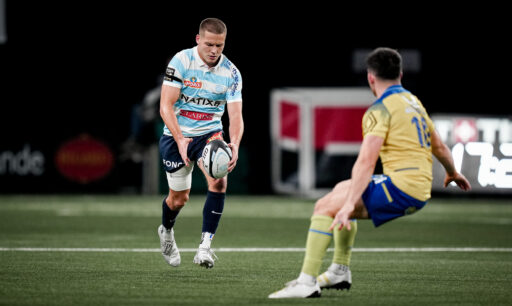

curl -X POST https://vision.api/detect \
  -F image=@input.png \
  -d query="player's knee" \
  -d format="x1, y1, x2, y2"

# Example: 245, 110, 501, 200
208, 177, 227, 193
313, 196, 332, 215
167, 193, 189, 211
333, 180, 350, 193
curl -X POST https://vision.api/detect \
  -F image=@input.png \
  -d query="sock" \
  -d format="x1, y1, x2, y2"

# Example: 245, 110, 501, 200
297, 272, 316, 285
332, 219, 357, 266
202, 191, 225, 234
162, 197, 180, 230
200, 232, 214, 248
301, 215, 334, 277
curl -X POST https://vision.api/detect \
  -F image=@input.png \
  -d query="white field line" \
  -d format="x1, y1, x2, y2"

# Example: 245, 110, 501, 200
0, 247, 511, 253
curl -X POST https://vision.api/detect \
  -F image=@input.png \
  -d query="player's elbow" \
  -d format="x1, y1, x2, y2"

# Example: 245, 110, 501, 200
159, 104, 170, 119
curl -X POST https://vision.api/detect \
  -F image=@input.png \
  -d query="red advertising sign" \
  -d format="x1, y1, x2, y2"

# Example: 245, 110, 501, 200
55, 134, 114, 183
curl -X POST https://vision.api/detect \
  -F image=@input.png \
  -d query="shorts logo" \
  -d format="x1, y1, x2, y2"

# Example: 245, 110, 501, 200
162, 159, 183, 169
184, 77, 202, 88
207, 131, 223, 143
372, 175, 388, 184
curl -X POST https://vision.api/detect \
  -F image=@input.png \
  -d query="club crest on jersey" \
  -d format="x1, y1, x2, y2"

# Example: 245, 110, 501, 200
184, 77, 202, 88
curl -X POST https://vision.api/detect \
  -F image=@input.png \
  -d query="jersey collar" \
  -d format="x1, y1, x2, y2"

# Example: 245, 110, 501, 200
374, 84, 409, 104
193, 46, 224, 72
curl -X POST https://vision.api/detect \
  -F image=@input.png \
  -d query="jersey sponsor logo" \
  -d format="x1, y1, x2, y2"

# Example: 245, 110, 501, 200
214, 84, 227, 94
164, 67, 182, 83
179, 110, 214, 121
184, 77, 202, 88
230, 66, 240, 97
180, 93, 225, 107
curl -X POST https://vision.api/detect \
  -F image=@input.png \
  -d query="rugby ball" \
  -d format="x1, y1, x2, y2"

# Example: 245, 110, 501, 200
202, 139, 232, 179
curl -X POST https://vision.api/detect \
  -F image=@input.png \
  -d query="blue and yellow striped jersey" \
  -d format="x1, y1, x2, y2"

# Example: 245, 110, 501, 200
362, 85, 435, 201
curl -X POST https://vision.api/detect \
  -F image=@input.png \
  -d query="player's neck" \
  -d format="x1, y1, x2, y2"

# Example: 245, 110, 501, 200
375, 81, 401, 99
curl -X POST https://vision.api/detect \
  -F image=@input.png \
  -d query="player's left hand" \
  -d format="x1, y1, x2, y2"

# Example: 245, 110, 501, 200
329, 204, 355, 231
227, 143, 238, 173
444, 172, 472, 191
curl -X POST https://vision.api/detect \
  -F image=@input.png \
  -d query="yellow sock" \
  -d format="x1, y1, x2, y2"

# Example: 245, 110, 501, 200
301, 215, 334, 277
332, 220, 357, 266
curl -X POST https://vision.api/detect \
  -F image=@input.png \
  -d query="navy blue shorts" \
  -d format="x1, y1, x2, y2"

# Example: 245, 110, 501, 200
362, 175, 427, 227
159, 130, 223, 173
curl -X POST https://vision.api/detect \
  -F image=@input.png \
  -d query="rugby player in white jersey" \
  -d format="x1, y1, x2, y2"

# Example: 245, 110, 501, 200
157, 18, 243, 269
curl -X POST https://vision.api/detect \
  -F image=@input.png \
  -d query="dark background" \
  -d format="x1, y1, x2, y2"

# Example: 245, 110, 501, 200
0, 3, 509, 194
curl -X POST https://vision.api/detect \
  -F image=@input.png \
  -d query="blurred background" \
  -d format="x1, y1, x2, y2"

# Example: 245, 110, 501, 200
0, 2, 509, 196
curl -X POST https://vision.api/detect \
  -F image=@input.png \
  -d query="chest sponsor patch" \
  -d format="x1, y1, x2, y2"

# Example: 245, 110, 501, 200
184, 77, 202, 88
179, 110, 214, 121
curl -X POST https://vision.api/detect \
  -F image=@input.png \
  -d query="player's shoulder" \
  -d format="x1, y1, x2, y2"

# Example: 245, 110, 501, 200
220, 55, 241, 77
169, 47, 194, 65
366, 97, 390, 115
380, 85, 424, 112
176, 47, 195, 60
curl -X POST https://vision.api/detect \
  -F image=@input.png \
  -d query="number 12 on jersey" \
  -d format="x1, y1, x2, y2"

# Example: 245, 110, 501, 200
411, 116, 431, 148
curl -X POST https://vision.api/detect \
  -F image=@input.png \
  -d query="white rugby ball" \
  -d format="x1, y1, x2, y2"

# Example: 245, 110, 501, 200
202, 139, 232, 179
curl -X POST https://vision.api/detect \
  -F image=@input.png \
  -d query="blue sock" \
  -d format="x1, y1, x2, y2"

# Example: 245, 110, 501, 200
202, 191, 225, 234
162, 198, 180, 230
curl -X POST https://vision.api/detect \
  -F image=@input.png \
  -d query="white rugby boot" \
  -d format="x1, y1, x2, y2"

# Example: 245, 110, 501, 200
317, 263, 352, 291
157, 224, 181, 267
268, 273, 321, 299
193, 232, 218, 269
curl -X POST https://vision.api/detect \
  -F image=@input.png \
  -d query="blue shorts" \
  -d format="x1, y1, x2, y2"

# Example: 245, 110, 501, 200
159, 130, 223, 173
362, 175, 427, 227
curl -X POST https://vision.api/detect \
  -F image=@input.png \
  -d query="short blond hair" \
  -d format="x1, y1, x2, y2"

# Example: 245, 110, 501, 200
199, 18, 227, 35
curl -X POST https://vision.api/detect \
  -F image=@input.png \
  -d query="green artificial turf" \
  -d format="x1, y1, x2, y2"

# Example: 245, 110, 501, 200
0, 195, 511, 305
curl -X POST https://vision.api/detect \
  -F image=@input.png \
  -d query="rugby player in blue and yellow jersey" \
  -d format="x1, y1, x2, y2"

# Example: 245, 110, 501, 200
157, 18, 243, 269
269, 47, 471, 298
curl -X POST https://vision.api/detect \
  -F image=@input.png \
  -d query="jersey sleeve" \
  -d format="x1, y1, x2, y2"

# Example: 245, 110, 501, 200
362, 103, 390, 138
424, 110, 435, 135
226, 65, 242, 103
163, 50, 187, 88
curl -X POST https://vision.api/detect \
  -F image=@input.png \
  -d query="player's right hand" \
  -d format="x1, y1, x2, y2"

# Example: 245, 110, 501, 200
177, 137, 193, 167
329, 204, 355, 231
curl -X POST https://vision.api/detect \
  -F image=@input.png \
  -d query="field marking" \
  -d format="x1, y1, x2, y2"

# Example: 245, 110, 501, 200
1, 247, 511, 253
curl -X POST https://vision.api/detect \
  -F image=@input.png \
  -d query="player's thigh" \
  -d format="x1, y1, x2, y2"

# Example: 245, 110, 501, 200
314, 180, 369, 219
314, 180, 351, 215
165, 163, 194, 194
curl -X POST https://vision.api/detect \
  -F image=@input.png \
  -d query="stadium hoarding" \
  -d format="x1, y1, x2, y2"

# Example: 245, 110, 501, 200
270, 87, 512, 197
432, 115, 512, 194
270, 87, 374, 198
0, 134, 117, 193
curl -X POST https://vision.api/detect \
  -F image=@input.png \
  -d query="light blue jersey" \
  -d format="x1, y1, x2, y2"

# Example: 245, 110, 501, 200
162, 46, 242, 137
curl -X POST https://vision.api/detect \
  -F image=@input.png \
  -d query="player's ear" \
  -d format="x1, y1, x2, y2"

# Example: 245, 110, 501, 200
367, 71, 375, 85
196, 34, 201, 45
